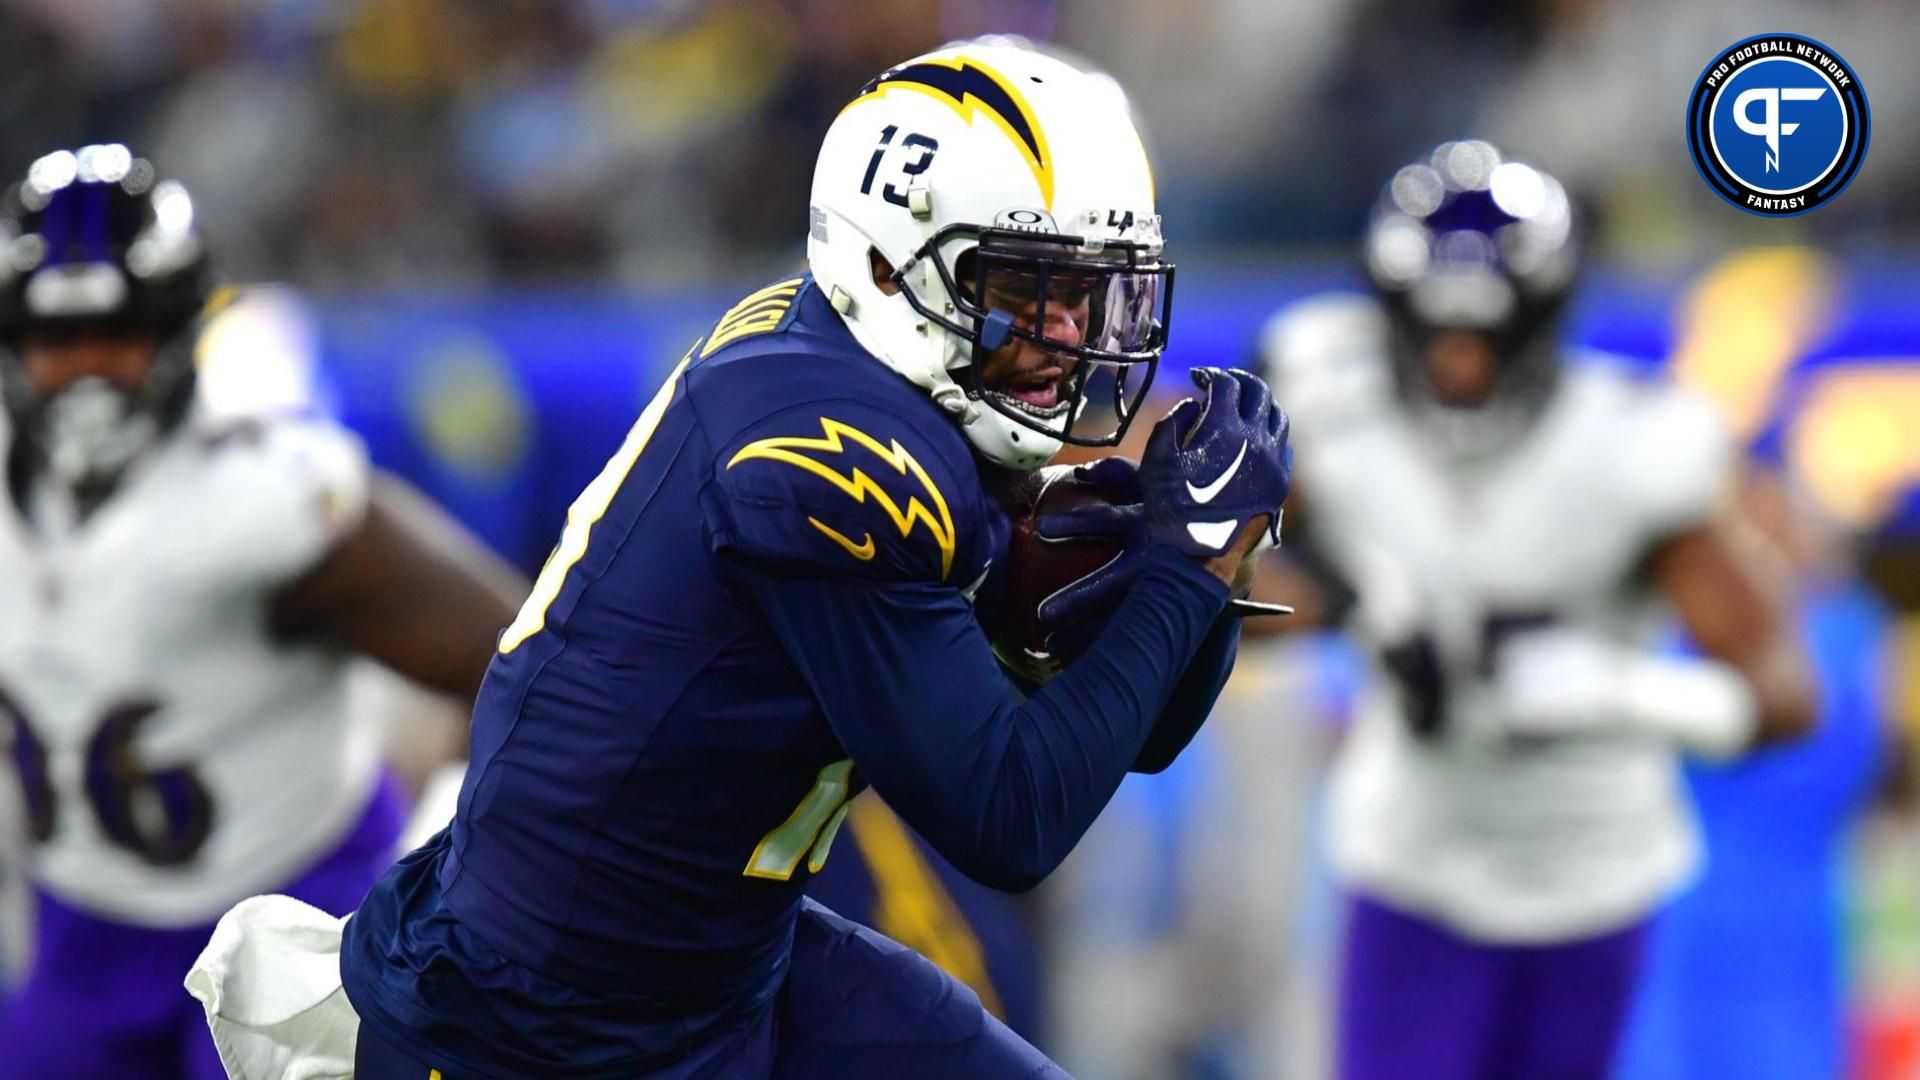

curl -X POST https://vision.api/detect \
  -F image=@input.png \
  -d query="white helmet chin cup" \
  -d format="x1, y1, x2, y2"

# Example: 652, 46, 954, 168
959, 398, 1057, 470
806, 40, 1168, 471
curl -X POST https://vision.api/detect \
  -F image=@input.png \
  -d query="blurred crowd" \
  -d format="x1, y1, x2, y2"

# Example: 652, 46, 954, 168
4, 0, 1919, 290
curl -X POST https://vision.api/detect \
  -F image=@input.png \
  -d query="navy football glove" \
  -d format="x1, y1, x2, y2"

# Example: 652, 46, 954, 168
1035, 368, 1297, 639
1034, 457, 1147, 637
1137, 367, 1291, 559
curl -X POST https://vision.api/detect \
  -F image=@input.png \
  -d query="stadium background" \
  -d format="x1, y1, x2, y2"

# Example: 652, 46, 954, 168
5, 1, 1920, 1077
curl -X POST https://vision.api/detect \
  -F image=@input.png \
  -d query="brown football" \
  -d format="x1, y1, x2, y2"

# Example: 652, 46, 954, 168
988, 462, 1129, 681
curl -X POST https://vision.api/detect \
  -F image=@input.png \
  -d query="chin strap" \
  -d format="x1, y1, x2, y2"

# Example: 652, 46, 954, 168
929, 381, 978, 422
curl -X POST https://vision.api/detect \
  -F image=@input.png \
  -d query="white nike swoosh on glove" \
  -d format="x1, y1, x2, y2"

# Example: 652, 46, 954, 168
1185, 440, 1247, 505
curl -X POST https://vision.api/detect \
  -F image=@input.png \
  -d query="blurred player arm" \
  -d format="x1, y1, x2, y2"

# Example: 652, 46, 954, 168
1494, 504, 1817, 756
1650, 508, 1818, 749
270, 472, 529, 701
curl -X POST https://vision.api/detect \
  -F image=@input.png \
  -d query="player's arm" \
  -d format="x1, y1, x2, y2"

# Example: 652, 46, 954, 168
1131, 508, 1355, 769
992, 588, 1240, 776
737, 529, 1253, 892
1030, 373, 1296, 771
1004, 597, 1242, 775
1496, 396, 1817, 756
1633, 394, 1817, 753
1648, 508, 1816, 749
724, 370, 1286, 890
270, 472, 528, 701
1019, 455, 1247, 772
1128, 610, 1241, 773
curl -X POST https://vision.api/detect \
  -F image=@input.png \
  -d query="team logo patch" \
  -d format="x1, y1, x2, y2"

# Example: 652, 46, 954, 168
1685, 34, 1869, 217
728, 417, 957, 579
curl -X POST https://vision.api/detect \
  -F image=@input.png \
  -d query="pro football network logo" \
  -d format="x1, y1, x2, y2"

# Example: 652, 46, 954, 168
1685, 34, 1869, 216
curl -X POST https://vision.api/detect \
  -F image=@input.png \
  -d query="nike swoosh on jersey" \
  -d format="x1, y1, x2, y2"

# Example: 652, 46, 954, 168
1185, 440, 1247, 505
808, 517, 876, 561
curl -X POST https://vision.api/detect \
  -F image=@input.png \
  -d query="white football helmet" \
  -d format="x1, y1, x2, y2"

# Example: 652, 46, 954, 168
808, 40, 1172, 470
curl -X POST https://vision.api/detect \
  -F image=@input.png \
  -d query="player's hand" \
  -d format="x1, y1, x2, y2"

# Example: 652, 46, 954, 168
1493, 627, 1626, 740
1137, 367, 1291, 560
1036, 456, 1288, 631
1033, 457, 1147, 646
1059, 455, 1142, 503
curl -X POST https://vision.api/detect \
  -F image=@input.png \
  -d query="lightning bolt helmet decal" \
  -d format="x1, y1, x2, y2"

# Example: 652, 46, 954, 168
845, 56, 1054, 209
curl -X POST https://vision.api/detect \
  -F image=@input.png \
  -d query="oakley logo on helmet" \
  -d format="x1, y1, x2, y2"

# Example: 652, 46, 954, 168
996, 208, 1056, 229
1686, 34, 1869, 216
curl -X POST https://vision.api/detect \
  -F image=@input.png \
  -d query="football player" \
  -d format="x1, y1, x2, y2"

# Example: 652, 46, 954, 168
338, 41, 1291, 1079
1256, 141, 1816, 1080
0, 145, 525, 1079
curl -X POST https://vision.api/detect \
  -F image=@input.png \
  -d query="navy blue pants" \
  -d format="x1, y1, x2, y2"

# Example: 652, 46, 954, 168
354, 899, 1063, 1079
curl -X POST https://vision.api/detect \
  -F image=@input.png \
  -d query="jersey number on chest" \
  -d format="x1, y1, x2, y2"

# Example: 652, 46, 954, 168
2, 690, 214, 867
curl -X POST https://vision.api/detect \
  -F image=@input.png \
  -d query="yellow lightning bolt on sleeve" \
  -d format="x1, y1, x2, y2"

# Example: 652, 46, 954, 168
728, 417, 957, 580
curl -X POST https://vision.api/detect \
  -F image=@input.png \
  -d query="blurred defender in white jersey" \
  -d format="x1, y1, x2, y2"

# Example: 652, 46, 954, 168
1257, 141, 1815, 1080
0, 145, 524, 1079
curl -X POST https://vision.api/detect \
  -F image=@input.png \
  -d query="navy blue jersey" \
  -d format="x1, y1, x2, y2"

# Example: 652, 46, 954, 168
341, 276, 1238, 1078
439, 277, 999, 993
